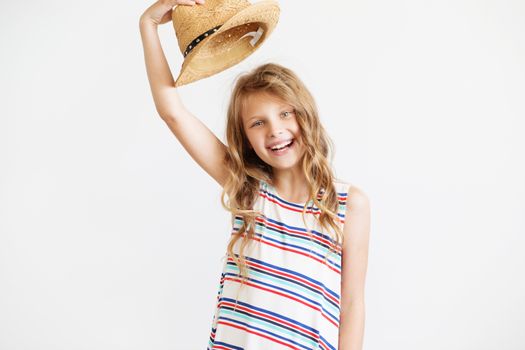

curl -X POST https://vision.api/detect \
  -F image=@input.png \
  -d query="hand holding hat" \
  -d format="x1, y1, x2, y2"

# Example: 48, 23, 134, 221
140, 0, 206, 26
141, 0, 280, 87
172, 0, 280, 86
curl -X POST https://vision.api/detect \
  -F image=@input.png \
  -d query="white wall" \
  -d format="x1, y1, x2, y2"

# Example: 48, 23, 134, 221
1, 0, 524, 349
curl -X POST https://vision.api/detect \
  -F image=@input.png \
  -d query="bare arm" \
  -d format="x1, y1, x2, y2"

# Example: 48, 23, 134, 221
338, 185, 370, 350
139, 1, 228, 187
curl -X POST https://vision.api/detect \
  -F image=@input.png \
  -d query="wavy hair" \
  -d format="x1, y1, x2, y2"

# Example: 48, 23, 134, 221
220, 63, 344, 301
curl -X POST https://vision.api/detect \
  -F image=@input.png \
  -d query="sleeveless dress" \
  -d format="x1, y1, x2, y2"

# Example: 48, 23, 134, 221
207, 178, 352, 350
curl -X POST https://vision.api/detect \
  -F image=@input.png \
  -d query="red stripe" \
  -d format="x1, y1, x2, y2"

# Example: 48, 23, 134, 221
257, 216, 342, 254
260, 189, 348, 214
217, 320, 302, 349
242, 258, 339, 306
218, 300, 320, 340
250, 236, 341, 274
257, 192, 346, 251
260, 191, 321, 215
224, 277, 339, 327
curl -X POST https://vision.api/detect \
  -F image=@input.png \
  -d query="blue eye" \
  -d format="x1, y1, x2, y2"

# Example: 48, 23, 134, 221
281, 110, 294, 118
252, 121, 262, 127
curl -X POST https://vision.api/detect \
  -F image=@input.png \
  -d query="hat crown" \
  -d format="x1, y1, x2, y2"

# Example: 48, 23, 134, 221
171, 0, 280, 87
173, 0, 251, 54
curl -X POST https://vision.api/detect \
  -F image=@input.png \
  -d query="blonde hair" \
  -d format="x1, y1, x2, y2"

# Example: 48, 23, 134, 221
220, 62, 344, 301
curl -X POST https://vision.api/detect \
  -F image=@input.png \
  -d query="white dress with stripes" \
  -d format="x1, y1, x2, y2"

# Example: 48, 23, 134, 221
207, 178, 352, 350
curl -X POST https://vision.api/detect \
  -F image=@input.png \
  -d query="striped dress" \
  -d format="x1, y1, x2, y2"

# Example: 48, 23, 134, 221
207, 178, 352, 350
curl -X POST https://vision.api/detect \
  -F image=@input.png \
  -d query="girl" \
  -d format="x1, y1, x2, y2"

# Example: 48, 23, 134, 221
139, 1, 371, 349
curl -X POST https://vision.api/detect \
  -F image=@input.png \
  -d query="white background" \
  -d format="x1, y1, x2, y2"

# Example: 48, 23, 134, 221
1, 0, 524, 349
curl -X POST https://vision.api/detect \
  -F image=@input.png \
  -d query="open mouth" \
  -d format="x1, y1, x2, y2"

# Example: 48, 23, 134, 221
269, 139, 294, 153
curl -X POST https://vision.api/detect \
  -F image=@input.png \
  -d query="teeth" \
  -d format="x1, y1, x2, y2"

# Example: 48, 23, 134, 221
271, 140, 292, 150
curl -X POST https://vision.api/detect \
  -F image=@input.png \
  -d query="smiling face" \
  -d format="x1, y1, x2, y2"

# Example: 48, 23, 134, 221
241, 91, 306, 172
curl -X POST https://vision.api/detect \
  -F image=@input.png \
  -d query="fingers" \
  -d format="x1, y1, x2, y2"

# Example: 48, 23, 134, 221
176, 0, 205, 6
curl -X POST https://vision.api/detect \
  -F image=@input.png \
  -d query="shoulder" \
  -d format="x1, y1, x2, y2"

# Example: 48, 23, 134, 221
347, 184, 370, 212
333, 179, 370, 218
334, 181, 371, 255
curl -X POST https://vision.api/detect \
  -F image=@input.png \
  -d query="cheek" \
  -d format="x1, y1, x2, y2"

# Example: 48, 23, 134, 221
293, 125, 303, 139
291, 119, 302, 134
294, 129, 305, 148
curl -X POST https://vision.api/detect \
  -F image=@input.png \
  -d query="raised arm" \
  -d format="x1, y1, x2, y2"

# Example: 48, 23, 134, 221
139, 0, 228, 188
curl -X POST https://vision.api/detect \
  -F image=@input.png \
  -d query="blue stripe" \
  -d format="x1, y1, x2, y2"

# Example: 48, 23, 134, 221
226, 261, 340, 311
218, 316, 313, 350
209, 340, 244, 350
253, 231, 341, 272
235, 254, 340, 300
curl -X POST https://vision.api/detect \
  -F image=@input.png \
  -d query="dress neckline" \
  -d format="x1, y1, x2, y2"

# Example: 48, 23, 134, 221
265, 180, 313, 207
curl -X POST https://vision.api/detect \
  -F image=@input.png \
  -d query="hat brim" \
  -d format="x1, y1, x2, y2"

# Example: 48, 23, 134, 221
174, 0, 280, 87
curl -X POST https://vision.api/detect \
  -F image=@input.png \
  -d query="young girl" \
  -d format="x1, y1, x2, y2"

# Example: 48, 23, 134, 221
139, 1, 371, 349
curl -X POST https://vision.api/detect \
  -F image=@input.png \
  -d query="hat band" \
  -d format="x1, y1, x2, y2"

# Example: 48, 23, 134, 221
183, 25, 222, 57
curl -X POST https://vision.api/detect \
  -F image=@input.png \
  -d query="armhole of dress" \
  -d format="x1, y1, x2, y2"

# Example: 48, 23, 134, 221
339, 181, 353, 223
259, 178, 268, 193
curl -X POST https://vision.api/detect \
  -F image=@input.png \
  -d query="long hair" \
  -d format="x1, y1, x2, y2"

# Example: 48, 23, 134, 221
220, 62, 344, 298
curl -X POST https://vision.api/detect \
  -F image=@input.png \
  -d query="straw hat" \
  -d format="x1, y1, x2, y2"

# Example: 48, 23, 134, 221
172, 0, 280, 86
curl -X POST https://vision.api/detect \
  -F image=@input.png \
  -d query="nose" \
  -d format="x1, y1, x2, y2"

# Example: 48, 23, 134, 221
268, 118, 285, 138
270, 129, 284, 138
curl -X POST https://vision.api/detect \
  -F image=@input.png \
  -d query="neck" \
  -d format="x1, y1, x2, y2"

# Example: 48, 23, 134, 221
271, 168, 310, 203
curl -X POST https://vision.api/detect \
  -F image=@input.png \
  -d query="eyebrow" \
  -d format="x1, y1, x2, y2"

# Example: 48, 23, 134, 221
247, 116, 262, 122
246, 105, 293, 122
